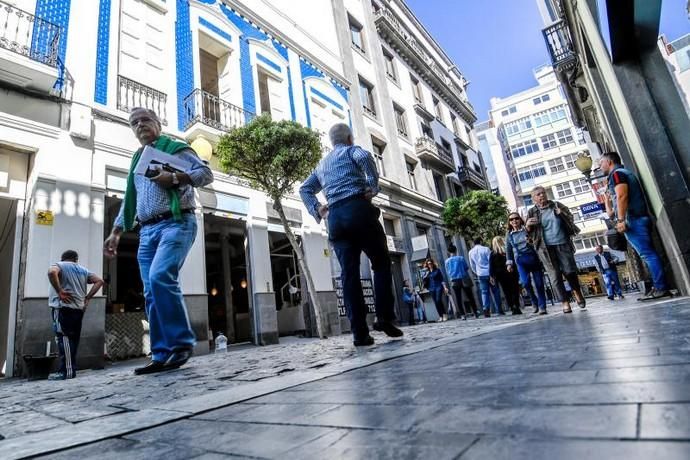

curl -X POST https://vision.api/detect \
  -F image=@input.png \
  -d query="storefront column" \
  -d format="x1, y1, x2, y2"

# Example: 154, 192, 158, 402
302, 228, 340, 337
246, 218, 278, 345
179, 211, 210, 354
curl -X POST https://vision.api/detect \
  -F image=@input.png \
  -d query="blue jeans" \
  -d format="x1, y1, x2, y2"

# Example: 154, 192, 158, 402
517, 263, 546, 311
138, 213, 197, 362
478, 276, 502, 313
602, 268, 623, 297
625, 216, 668, 290
328, 197, 395, 339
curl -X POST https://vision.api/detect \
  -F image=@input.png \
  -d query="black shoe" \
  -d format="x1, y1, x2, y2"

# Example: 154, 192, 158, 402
513, 308, 522, 315
373, 321, 404, 338
165, 349, 193, 369
483, 310, 491, 318
532, 306, 539, 314
618, 295, 625, 299
539, 310, 548, 315
474, 312, 480, 319
607, 296, 614, 300
134, 360, 170, 375
353, 335, 375, 346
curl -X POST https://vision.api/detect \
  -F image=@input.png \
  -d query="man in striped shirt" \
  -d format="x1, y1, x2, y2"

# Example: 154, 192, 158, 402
300, 124, 403, 346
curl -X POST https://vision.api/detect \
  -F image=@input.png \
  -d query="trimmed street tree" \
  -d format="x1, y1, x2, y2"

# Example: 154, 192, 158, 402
442, 190, 509, 243
216, 114, 327, 338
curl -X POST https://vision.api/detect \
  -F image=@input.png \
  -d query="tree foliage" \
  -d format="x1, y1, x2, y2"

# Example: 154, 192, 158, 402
442, 190, 509, 243
216, 114, 323, 201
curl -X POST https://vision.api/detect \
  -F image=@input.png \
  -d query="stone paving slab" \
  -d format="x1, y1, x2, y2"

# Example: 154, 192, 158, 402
3, 296, 690, 459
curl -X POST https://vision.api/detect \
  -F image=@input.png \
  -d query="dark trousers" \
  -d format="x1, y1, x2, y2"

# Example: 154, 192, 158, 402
462, 283, 480, 315
450, 280, 467, 317
430, 287, 446, 318
497, 271, 521, 310
328, 197, 395, 339
51, 307, 84, 378
545, 244, 582, 302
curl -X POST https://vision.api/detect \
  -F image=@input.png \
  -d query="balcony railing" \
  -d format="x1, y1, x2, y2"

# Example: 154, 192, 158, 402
458, 165, 487, 190
117, 75, 168, 125
374, 6, 475, 121
183, 89, 254, 132
0, 0, 61, 67
542, 20, 577, 71
415, 136, 454, 172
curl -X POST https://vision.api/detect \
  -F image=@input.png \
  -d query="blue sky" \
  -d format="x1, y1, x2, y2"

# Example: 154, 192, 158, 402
406, 0, 690, 122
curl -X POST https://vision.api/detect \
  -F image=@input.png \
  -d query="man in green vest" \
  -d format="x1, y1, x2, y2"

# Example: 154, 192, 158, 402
103, 108, 213, 375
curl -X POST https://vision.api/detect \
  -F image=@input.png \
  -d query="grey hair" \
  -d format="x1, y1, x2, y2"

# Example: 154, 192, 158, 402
329, 123, 352, 146
129, 107, 161, 124
531, 185, 546, 197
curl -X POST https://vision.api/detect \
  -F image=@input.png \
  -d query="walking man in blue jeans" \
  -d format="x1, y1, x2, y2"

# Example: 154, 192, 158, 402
594, 244, 624, 300
600, 151, 671, 300
300, 124, 403, 346
468, 237, 503, 317
103, 108, 213, 374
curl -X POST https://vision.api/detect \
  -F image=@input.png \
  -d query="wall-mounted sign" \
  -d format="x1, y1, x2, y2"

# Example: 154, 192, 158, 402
36, 210, 54, 226
580, 201, 604, 216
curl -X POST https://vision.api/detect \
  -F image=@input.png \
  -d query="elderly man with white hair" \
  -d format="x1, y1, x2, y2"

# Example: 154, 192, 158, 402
300, 123, 403, 346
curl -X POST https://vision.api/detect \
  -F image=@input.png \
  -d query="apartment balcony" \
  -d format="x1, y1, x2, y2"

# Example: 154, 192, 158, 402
542, 20, 577, 71
182, 89, 254, 141
415, 136, 454, 173
0, 0, 63, 93
457, 164, 487, 191
117, 75, 168, 125
374, 6, 476, 122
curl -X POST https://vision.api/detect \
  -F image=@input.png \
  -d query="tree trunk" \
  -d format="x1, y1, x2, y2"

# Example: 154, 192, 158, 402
272, 199, 326, 339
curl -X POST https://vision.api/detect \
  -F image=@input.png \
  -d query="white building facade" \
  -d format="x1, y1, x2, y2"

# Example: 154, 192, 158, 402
489, 65, 610, 277
0, 0, 478, 377
475, 119, 517, 209
659, 34, 690, 117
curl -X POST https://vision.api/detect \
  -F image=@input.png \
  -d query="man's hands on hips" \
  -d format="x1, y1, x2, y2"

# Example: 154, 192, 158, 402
58, 289, 73, 303
103, 229, 122, 258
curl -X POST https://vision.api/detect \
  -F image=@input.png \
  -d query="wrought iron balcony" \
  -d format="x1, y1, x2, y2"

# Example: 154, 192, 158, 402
415, 136, 454, 173
0, 0, 61, 67
457, 164, 487, 190
117, 75, 168, 125
183, 89, 253, 133
542, 20, 577, 71
374, 5, 475, 122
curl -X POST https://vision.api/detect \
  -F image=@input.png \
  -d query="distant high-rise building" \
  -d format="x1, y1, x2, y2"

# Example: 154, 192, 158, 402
658, 34, 690, 117
489, 65, 609, 267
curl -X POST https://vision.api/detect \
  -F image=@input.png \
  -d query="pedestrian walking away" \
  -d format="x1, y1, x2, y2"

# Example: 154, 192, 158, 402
402, 279, 417, 325
490, 236, 522, 315
594, 244, 624, 300
300, 123, 402, 346
600, 151, 672, 301
47, 250, 104, 380
103, 108, 213, 375
445, 244, 476, 320
469, 237, 503, 317
526, 186, 585, 314
423, 259, 449, 321
505, 212, 547, 315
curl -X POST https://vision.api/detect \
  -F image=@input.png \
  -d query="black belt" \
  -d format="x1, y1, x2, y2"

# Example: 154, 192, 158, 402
140, 209, 194, 227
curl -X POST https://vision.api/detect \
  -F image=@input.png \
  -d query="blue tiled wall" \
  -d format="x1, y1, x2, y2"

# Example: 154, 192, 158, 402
176, 0, 195, 131
94, 0, 111, 104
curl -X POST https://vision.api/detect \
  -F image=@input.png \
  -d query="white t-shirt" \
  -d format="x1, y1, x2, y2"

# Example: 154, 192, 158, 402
48, 261, 94, 309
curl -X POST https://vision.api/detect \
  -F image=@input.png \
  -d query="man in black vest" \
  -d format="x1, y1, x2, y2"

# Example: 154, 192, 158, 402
594, 244, 624, 300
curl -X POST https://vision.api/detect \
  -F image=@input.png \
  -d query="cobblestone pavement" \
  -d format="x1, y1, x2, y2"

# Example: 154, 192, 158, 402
2, 295, 689, 459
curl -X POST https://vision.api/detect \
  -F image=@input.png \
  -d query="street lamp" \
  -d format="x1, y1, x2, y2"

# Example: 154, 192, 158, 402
574, 151, 593, 182
191, 135, 213, 163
